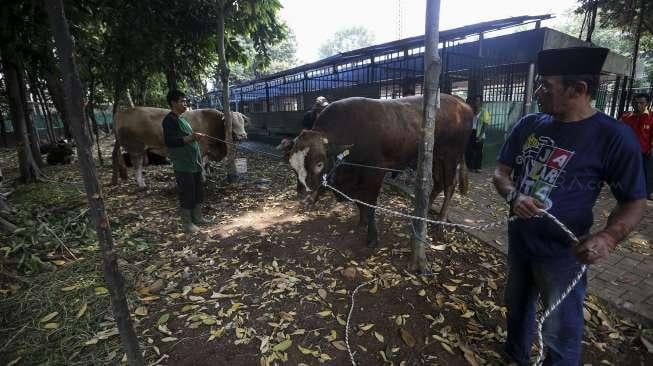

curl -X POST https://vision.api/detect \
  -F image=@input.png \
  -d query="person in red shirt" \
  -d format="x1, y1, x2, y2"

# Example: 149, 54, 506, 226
621, 93, 653, 200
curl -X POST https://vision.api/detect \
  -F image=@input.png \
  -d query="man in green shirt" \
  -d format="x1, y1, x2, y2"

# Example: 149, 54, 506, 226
162, 90, 206, 233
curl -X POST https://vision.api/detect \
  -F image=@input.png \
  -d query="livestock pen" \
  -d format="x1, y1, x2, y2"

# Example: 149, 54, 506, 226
197, 15, 632, 166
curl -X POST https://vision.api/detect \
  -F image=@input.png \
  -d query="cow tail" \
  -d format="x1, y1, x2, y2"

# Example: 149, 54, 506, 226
458, 159, 469, 195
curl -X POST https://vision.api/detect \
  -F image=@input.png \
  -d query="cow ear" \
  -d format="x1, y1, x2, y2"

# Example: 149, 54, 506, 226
276, 138, 295, 160
326, 143, 353, 159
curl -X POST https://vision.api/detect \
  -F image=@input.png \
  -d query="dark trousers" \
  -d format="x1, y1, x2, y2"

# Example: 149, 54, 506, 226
465, 133, 484, 170
174, 171, 204, 209
644, 153, 653, 195
504, 249, 586, 366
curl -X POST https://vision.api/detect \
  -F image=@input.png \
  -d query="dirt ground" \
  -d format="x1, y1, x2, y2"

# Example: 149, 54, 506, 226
1, 139, 652, 365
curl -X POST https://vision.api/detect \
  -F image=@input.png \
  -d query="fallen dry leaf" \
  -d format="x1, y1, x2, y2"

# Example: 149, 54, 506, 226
332, 340, 348, 351
399, 327, 416, 348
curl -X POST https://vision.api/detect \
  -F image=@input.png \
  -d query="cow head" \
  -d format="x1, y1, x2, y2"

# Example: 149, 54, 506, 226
230, 112, 248, 141
278, 130, 351, 209
215, 111, 248, 142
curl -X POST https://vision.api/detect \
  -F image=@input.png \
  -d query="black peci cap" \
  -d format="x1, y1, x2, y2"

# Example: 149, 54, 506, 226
537, 47, 609, 76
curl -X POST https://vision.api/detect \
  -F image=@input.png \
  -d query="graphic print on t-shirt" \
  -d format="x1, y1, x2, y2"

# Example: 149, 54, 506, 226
515, 134, 575, 209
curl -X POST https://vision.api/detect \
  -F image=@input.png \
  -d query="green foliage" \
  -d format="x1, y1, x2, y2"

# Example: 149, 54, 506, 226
229, 28, 299, 83
573, 0, 653, 83
552, 11, 633, 56
12, 181, 84, 209
1, 0, 290, 116
317, 26, 376, 60
3, 182, 86, 273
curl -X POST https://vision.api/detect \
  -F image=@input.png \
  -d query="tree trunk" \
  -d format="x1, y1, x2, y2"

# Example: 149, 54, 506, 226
2, 56, 42, 183
43, 56, 73, 138
166, 61, 178, 92
35, 81, 56, 141
101, 109, 110, 133
33, 80, 56, 143
585, 1, 598, 43
31, 94, 47, 141
133, 77, 148, 106
87, 78, 103, 165
627, 0, 645, 102
217, 4, 238, 182
0, 192, 17, 234
44, 2, 144, 365
18, 66, 44, 167
411, 0, 441, 274
29, 70, 56, 143
0, 110, 7, 148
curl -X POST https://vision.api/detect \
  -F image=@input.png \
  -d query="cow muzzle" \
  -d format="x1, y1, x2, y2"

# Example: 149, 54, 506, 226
233, 132, 247, 141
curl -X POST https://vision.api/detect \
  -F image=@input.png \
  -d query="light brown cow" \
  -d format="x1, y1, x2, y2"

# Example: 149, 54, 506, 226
111, 107, 248, 187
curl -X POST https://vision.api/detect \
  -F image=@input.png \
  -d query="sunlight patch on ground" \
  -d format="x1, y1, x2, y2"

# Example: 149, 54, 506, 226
210, 206, 306, 237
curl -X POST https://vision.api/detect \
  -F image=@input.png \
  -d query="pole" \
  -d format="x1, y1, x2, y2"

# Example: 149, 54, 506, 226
411, 0, 441, 274
522, 62, 536, 117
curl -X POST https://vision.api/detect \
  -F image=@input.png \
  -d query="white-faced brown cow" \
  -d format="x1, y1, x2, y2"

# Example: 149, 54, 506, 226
277, 95, 473, 248
111, 107, 248, 187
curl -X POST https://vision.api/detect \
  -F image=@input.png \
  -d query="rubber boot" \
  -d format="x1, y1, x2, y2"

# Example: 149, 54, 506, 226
191, 206, 206, 225
180, 209, 199, 233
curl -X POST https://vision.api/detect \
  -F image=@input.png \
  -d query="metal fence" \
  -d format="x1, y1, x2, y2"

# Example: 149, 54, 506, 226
196, 19, 633, 167
1, 108, 113, 146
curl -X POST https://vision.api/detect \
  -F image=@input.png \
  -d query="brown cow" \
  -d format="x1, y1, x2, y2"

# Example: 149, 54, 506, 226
112, 107, 248, 187
278, 95, 472, 248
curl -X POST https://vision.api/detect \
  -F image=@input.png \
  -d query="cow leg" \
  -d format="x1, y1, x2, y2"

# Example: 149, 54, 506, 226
356, 202, 368, 228
439, 184, 455, 222
365, 206, 378, 248
439, 161, 458, 222
429, 179, 446, 240
111, 141, 127, 185
201, 156, 210, 182
362, 173, 385, 249
430, 160, 448, 239
133, 153, 146, 188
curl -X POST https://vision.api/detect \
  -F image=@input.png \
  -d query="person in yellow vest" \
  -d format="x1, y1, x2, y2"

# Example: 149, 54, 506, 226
465, 94, 491, 172
162, 90, 206, 233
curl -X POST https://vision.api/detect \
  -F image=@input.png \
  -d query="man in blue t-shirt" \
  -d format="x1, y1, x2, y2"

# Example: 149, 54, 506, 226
493, 47, 646, 365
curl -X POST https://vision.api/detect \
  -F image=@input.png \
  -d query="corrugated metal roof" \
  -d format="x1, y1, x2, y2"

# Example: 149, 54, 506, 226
233, 14, 553, 87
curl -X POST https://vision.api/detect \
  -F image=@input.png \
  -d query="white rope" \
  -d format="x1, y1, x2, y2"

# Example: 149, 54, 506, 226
345, 279, 378, 366
321, 175, 516, 231
339, 161, 406, 173
200, 134, 284, 160
322, 175, 588, 366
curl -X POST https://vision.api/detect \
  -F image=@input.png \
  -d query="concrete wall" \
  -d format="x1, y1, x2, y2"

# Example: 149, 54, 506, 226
248, 111, 305, 139
541, 28, 630, 75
